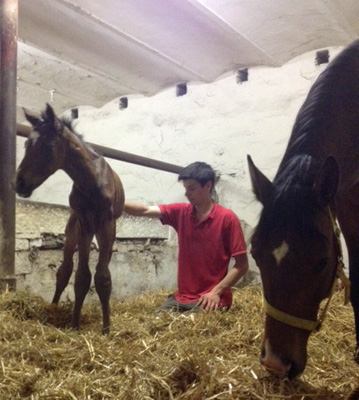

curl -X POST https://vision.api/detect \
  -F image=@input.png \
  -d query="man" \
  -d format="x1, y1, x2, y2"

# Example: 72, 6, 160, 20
124, 161, 249, 312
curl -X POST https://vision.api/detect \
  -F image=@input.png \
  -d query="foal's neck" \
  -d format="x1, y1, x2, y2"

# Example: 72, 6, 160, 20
62, 130, 103, 192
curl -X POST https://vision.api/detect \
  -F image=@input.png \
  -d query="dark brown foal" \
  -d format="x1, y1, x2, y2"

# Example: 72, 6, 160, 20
15, 104, 124, 333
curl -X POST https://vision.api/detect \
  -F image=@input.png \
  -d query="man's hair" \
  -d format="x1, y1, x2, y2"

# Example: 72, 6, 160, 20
178, 162, 216, 188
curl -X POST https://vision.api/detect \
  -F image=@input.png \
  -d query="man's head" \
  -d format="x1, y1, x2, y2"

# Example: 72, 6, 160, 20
178, 162, 216, 205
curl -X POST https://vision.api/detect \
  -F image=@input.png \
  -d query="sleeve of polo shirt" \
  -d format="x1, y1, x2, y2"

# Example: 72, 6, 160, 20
226, 213, 247, 257
158, 203, 182, 229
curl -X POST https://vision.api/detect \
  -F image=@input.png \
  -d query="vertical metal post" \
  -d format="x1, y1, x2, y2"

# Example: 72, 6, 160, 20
0, 0, 18, 292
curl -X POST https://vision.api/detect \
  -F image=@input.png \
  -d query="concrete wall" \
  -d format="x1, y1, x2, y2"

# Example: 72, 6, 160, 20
15, 199, 255, 303
15, 45, 349, 302
15, 200, 178, 302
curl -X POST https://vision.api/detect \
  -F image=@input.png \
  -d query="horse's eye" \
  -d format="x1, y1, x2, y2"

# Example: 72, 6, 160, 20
316, 258, 328, 272
24, 139, 29, 149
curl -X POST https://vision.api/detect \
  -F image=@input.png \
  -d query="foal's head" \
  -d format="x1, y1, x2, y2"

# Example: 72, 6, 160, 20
15, 104, 67, 198
248, 154, 340, 378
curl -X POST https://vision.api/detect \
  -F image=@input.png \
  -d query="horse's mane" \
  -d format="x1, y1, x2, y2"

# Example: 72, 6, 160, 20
253, 154, 321, 241
279, 40, 359, 167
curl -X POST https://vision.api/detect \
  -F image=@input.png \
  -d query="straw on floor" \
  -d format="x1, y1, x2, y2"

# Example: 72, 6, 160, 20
0, 285, 357, 399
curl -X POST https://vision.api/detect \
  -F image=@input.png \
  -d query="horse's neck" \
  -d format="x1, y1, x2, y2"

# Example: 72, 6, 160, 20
62, 131, 102, 192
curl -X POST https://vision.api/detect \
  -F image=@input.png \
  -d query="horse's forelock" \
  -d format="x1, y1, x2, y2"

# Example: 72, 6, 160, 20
274, 155, 320, 202
254, 155, 320, 240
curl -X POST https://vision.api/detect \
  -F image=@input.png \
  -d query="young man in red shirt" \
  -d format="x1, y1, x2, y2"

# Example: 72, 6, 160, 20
124, 161, 249, 312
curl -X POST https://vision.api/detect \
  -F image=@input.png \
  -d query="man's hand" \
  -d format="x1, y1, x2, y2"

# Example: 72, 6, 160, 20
197, 291, 221, 311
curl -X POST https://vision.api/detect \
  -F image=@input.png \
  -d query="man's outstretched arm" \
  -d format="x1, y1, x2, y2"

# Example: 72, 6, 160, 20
124, 202, 162, 218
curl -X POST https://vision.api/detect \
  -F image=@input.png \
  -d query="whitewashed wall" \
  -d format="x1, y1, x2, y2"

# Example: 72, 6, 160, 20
17, 46, 343, 226
15, 45, 349, 299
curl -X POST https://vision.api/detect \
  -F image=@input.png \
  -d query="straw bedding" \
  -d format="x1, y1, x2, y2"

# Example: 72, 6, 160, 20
0, 286, 357, 399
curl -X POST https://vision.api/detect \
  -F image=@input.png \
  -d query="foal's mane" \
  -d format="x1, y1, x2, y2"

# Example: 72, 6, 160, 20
40, 110, 100, 157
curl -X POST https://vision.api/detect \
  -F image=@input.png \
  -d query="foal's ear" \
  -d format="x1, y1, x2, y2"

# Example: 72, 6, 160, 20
313, 156, 339, 207
247, 155, 273, 205
23, 108, 42, 127
44, 103, 63, 134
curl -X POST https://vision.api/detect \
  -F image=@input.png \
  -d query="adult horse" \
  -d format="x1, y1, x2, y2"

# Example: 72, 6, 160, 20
248, 40, 359, 378
14, 104, 124, 334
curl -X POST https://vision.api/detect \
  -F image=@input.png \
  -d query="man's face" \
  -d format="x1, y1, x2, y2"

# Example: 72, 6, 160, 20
182, 179, 212, 205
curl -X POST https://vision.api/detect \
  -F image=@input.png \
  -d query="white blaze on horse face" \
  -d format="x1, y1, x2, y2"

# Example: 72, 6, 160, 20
273, 241, 289, 266
29, 130, 40, 146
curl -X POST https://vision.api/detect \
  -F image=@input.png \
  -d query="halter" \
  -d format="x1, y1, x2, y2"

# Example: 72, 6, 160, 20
263, 208, 351, 332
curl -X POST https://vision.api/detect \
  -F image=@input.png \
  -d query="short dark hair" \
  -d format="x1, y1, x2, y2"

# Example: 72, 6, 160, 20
178, 162, 216, 188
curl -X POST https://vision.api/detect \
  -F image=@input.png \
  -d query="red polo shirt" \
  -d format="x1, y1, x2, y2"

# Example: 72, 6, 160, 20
159, 203, 247, 307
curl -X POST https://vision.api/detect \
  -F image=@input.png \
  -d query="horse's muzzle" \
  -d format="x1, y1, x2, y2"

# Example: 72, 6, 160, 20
260, 342, 305, 379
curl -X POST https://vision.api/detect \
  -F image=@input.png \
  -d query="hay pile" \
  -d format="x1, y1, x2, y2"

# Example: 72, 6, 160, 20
0, 286, 357, 399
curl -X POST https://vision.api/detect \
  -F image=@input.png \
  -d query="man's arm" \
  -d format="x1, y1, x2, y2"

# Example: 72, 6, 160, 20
124, 201, 162, 218
198, 253, 249, 311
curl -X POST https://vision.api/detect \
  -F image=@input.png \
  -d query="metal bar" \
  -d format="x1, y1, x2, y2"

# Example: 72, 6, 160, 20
17, 123, 184, 175
0, 0, 18, 292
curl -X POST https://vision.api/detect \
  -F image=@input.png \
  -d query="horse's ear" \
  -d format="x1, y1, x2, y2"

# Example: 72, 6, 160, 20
247, 155, 273, 205
23, 108, 42, 127
44, 103, 63, 134
313, 156, 339, 207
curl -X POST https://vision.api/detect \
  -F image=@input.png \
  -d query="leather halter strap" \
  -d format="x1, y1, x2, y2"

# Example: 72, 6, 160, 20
263, 208, 351, 332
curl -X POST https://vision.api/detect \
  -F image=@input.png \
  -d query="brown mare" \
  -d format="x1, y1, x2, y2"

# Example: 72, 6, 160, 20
248, 40, 359, 378
14, 104, 124, 334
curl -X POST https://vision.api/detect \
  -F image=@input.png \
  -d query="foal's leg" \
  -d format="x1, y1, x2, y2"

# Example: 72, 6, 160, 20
52, 212, 78, 304
95, 220, 116, 334
72, 223, 94, 330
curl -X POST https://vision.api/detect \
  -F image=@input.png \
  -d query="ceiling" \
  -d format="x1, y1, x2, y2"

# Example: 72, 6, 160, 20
16, 0, 359, 121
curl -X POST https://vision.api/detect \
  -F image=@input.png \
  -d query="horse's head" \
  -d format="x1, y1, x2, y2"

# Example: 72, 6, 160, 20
14, 104, 66, 198
248, 154, 340, 378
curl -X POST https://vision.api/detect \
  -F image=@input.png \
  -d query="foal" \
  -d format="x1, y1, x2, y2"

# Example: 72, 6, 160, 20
15, 104, 124, 333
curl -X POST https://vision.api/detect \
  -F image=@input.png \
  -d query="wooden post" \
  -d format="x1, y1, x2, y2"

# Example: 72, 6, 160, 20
0, 0, 18, 292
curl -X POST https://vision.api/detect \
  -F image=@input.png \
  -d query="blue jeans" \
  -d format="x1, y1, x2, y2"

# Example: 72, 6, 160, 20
156, 294, 230, 313
156, 294, 201, 313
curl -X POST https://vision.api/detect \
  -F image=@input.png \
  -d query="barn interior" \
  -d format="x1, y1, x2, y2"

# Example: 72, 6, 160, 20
1, 1, 359, 398
15, 0, 359, 119
7, 0, 358, 297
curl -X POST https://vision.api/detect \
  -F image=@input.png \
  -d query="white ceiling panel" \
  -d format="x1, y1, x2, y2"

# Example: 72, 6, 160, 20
15, 0, 359, 120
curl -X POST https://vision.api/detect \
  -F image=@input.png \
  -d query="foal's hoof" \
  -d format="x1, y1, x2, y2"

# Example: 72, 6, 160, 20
102, 326, 110, 335
71, 319, 80, 331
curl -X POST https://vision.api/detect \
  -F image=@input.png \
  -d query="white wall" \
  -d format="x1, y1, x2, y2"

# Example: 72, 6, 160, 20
16, 45, 349, 274
17, 46, 343, 227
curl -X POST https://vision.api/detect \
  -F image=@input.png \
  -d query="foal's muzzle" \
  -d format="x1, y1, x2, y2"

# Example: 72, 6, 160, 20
14, 175, 33, 198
